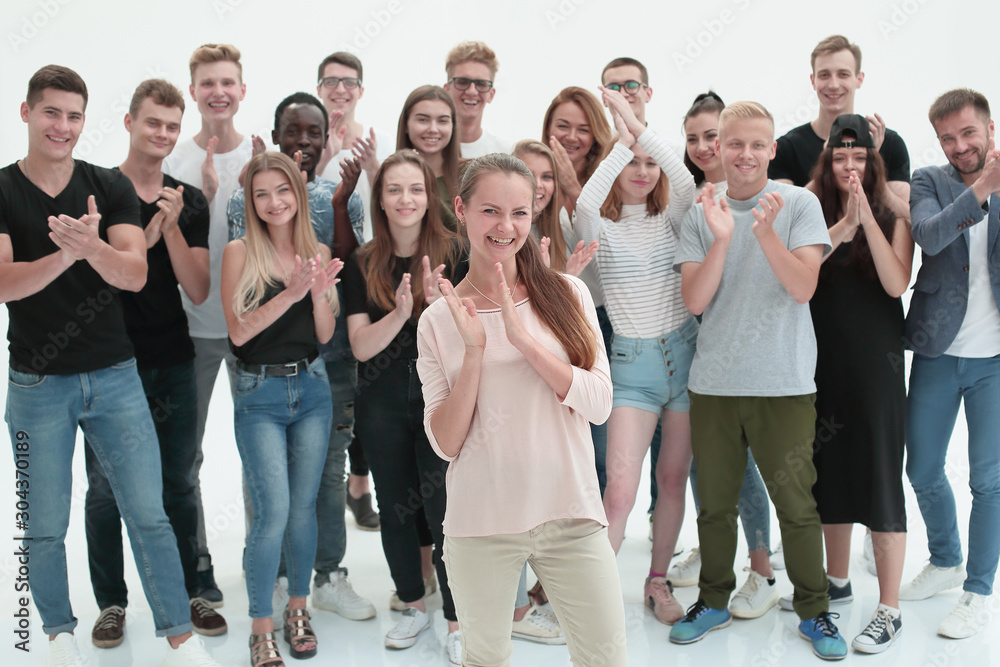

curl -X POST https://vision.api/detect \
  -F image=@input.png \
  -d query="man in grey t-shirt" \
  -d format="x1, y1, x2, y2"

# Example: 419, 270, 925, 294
671, 101, 846, 660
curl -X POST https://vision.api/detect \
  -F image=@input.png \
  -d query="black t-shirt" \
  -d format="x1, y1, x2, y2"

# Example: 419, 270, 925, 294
769, 122, 911, 187
118, 171, 209, 369
0, 161, 141, 374
343, 243, 467, 373
231, 277, 317, 365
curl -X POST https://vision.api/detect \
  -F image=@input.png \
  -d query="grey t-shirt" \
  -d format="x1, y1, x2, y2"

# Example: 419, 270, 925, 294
673, 180, 831, 396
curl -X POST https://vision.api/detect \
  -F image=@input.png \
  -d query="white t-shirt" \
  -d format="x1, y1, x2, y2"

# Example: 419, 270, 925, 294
460, 130, 512, 159
944, 207, 1000, 357
321, 125, 394, 244
163, 135, 254, 339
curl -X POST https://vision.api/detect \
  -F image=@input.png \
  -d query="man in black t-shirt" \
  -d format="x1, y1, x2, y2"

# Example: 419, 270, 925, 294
82, 79, 228, 648
0, 66, 221, 666
769, 35, 911, 219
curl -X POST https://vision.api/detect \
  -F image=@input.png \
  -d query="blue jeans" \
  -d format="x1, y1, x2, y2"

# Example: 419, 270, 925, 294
906, 353, 1000, 596
5, 359, 192, 636
84, 360, 200, 607
278, 357, 355, 583
690, 450, 772, 553
235, 356, 332, 617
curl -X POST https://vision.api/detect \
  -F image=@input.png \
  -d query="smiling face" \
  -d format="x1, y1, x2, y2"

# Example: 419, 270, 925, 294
274, 104, 326, 180
444, 60, 495, 125
934, 105, 995, 178
458, 172, 534, 267
520, 152, 555, 217
685, 111, 721, 177
618, 142, 660, 204
718, 117, 776, 196
317, 62, 363, 117
190, 61, 245, 122
406, 99, 453, 156
380, 162, 429, 235
251, 168, 298, 228
811, 49, 863, 117
548, 101, 594, 173
21, 88, 85, 164
126, 97, 182, 161
831, 145, 868, 194
602, 64, 652, 122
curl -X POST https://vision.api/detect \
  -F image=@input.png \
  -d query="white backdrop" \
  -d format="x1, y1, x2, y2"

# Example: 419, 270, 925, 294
2, 0, 999, 664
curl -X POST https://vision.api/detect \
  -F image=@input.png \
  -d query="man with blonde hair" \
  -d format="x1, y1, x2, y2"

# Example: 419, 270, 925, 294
443, 40, 510, 157
673, 101, 846, 660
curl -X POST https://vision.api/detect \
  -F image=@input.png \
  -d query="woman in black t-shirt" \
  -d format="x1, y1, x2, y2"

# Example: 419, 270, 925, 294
220, 152, 343, 666
343, 150, 465, 657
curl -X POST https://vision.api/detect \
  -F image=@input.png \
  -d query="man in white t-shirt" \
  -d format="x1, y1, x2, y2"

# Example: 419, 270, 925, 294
315, 52, 394, 244
162, 43, 255, 608
901, 88, 1000, 641
443, 41, 511, 158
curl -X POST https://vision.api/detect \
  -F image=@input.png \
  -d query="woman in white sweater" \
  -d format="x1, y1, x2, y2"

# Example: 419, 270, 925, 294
575, 87, 696, 625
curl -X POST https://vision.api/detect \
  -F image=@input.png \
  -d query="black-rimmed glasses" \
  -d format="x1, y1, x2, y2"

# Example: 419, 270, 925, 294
604, 80, 646, 94
448, 77, 493, 93
319, 76, 361, 90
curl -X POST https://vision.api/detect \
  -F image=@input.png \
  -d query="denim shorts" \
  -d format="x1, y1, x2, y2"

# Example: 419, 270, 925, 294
609, 317, 698, 414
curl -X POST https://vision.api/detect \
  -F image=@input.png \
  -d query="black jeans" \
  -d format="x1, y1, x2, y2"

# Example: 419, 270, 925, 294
355, 357, 455, 621
84, 360, 200, 607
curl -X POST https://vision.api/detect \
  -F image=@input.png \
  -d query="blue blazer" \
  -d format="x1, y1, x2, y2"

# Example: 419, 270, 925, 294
905, 163, 1000, 357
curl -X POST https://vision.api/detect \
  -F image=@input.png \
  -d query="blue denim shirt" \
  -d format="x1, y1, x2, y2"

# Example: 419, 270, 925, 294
228, 177, 364, 363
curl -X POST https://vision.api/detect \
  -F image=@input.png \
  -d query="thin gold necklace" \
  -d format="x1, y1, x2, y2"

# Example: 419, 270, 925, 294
466, 273, 520, 308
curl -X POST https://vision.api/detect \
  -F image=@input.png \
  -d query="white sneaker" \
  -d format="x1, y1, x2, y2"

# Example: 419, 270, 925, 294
852, 606, 902, 653
900, 563, 965, 601
47, 633, 89, 667
667, 547, 700, 587
729, 570, 779, 619
770, 541, 786, 570
161, 636, 221, 667
862, 531, 878, 577
511, 605, 566, 644
313, 570, 376, 620
446, 630, 462, 665
385, 607, 429, 649
390, 574, 437, 611
272, 576, 289, 622
938, 591, 990, 639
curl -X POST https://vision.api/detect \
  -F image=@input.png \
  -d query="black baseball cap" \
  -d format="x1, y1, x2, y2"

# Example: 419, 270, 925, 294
828, 114, 874, 148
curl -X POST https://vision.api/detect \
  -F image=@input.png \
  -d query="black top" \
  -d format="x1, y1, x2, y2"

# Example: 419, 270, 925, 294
118, 171, 209, 369
0, 161, 141, 374
231, 277, 317, 365
769, 122, 910, 187
343, 243, 467, 370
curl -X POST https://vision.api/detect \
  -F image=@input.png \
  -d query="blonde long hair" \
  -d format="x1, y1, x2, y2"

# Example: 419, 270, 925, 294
512, 140, 567, 273
233, 151, 337, 320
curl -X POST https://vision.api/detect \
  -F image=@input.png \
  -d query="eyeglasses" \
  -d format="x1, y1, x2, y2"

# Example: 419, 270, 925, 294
319, 76, 361, 90
448, 77, 493, 93
604, 80, 646, 94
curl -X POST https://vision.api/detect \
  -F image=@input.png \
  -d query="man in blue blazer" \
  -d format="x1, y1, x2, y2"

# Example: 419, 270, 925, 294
902, 88, 1000, 640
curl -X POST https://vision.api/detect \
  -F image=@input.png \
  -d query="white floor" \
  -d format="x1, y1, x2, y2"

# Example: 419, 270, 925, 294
2, 356, 999, 666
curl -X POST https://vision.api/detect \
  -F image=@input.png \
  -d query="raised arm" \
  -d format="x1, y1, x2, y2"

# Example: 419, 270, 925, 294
635, 129, 696, 235
346, 272, 413, 362
911, 157, 1000, 256
159, 185, 209, 305
855, 177, 913, 297
0, 233, 74, 303
680, 185, 732, 315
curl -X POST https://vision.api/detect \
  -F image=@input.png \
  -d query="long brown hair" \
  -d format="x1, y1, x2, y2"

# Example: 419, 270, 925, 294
541, 87, 612, 187
360, 150, 460, 319
396, 85, 462, 205
459, 154, 598, 370
598, 138, 670, 221
512, 140, 567, 272
810, 144, 896, 280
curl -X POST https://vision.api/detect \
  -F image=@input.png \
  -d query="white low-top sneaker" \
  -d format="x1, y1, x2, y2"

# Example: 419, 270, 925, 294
667, 547, 701, 587
900, 563, 965, 601
446, 630, 462, 665
47, 633, 89, 667
161, 636, 221, 667
938, 591, 989, 639
729, 570, 779, 619
511, 605, 566, 644
313, 570, 376, 620
385, 607, 429, 649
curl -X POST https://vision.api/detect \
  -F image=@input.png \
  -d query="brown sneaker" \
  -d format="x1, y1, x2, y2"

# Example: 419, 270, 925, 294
645, 576, 684, 625
191, 597, 228, 636
346, 491, 380, 531
92, 605, 126, 648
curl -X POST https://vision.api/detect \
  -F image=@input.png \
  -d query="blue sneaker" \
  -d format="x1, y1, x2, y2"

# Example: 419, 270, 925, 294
798, 611, 847, 660
668, 600, 732, 644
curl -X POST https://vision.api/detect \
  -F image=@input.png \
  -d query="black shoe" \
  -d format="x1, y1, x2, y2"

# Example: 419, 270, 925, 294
194, 562, 224, 609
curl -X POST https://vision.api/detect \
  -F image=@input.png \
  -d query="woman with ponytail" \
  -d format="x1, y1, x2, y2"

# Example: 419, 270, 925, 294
417, 153, 626, 666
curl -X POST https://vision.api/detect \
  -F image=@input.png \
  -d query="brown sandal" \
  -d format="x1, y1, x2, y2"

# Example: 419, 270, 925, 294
528, 581, 549, 606
250, 632, 284, 667
283, 607, 318, 659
